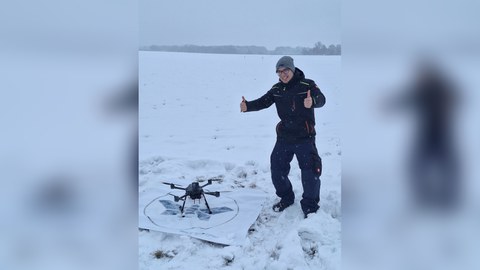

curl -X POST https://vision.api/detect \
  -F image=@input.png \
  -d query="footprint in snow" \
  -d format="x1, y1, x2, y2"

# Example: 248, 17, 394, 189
298, 230, 319, 259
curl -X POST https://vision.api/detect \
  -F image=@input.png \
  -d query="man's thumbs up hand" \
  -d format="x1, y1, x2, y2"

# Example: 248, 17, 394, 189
240, 96, 247, 112
304, 90, 313, 108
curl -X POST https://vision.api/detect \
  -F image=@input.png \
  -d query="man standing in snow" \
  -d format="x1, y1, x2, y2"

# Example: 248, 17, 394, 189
240, 56, 326, 218
387, 58, 460, 211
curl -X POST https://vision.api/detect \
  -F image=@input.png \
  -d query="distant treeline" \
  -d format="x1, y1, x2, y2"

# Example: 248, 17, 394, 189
140, 42, 341, 55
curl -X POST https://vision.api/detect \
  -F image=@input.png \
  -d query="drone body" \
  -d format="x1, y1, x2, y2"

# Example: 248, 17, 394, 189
162, 179, 221, 216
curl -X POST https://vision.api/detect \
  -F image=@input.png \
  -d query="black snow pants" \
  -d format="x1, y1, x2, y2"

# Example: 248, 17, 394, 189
270, 139, 322, 214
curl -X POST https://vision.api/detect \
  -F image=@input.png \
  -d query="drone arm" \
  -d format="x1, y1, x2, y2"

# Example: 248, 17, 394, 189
170, 185, 186, 190
200, 180, 212, 188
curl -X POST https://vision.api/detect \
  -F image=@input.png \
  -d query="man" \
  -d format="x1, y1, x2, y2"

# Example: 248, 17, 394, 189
240, 56, 326, 218
388, 59, 460, 211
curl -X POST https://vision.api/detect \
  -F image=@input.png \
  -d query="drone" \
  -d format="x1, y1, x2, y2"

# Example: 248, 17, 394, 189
161, 178, 221, 215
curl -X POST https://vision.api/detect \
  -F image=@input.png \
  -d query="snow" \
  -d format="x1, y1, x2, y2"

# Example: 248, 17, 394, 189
139, 52, 341, 269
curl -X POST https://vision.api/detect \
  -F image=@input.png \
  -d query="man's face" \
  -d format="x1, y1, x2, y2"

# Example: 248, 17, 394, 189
276, 68, 293, 84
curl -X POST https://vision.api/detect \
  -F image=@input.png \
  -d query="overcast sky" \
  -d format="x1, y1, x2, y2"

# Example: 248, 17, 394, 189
139, 0, 340, 50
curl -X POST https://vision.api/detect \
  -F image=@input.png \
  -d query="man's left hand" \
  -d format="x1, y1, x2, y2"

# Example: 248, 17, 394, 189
304, 90, 312, 108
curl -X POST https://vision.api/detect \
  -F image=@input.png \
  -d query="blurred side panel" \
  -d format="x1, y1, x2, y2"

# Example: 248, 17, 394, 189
342, 1, 480, 270
0, 1, 138, 270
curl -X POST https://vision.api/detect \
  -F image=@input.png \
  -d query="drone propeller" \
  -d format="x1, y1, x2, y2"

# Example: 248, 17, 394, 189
174, 195, 187, 202
204, 191, 220, 197
207, 177, 223, 182
199, 178, 222, 188
161, 181, 174, 186
161, 181, 186, 190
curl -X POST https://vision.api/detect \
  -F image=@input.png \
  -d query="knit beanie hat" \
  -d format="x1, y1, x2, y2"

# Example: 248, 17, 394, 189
276, 56, 295, 73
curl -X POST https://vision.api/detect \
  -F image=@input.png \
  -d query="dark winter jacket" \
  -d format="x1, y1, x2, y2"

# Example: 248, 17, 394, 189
245, 68, 326, 142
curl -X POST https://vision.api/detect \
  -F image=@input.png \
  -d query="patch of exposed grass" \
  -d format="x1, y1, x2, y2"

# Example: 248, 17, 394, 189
152, 250, 175, 259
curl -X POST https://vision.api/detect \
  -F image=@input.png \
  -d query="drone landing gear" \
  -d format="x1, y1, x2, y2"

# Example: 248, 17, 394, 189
180, 199, 187, 217
178, 194, 214, 217
203, 194, 213, 215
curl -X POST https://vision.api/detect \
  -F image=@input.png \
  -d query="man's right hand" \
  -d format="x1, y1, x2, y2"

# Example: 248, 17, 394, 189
240, 96, 247, 112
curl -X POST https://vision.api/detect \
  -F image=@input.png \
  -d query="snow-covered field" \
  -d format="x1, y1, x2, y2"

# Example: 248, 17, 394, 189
139, 51, 341, 270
